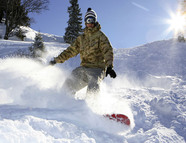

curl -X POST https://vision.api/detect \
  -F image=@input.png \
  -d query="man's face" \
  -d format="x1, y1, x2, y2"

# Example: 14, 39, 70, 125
86, 23, 95, 28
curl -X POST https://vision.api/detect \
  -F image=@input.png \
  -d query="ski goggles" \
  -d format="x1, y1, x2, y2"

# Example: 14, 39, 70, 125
85, 17, 95, 24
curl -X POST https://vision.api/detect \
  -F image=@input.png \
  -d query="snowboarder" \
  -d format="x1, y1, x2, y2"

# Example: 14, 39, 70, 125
50, 8, 116, 95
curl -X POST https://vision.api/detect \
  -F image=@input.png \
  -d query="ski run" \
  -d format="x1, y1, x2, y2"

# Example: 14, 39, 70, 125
0, 27, 185, 143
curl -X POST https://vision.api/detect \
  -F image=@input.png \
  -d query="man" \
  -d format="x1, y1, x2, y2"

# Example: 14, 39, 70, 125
50, 8, 116, 95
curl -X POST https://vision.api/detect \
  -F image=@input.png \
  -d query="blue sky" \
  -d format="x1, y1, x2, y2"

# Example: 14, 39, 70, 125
30, 0, 178, 48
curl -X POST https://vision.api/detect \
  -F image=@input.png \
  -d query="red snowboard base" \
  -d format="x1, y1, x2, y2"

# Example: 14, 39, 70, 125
104, 114, 130, 126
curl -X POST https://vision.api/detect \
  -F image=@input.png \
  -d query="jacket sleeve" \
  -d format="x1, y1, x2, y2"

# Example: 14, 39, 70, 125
54, 36, 80, 63
100, 33, 114, 68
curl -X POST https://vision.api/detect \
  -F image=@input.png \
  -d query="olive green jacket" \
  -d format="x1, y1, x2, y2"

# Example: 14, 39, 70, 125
54, 23, 113, 69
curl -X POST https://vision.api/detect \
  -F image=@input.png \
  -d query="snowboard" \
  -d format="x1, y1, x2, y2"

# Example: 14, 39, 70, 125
105, 114, 130, 126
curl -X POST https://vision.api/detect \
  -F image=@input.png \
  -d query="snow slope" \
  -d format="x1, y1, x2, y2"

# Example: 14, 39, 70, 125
0, 34, 186, 142
0, 25, 64, 43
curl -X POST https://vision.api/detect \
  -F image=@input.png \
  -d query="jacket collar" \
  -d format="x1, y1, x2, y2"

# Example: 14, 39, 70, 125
84, 22, 101, 35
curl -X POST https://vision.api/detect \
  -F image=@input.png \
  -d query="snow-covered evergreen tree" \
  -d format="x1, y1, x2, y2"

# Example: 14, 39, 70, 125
29, 32, 45, 59
64, 0, 82, 44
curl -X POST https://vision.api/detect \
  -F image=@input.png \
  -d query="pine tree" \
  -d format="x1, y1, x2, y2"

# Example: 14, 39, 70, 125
64, 0, 82, 44
29, 32, 45, 58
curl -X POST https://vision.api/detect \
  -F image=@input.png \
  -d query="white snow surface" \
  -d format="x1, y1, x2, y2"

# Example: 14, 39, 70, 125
0, 29, 186, 143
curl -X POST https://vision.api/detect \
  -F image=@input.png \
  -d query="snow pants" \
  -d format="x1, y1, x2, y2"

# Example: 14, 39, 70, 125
63, 66, 105, 95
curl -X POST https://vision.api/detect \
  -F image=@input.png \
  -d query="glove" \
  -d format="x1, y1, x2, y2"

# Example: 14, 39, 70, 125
106, 67, 117, 78
49, 60, 56, 65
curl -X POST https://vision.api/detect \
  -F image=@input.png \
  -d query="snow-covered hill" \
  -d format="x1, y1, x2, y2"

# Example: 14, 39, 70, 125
114, 39, 186, 79
0, 25, 64, 43
0, 30, 185, 143
19, 26, 64, 43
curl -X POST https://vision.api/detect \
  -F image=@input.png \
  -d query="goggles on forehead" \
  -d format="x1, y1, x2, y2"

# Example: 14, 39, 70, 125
85, 17, 95, 24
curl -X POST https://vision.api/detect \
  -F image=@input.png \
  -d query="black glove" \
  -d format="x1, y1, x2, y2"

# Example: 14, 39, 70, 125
49, 60, 56, 65
106, 67, 117, 78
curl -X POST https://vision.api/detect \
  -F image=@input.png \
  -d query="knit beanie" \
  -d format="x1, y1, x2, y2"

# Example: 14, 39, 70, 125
84, 8, 97, 23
